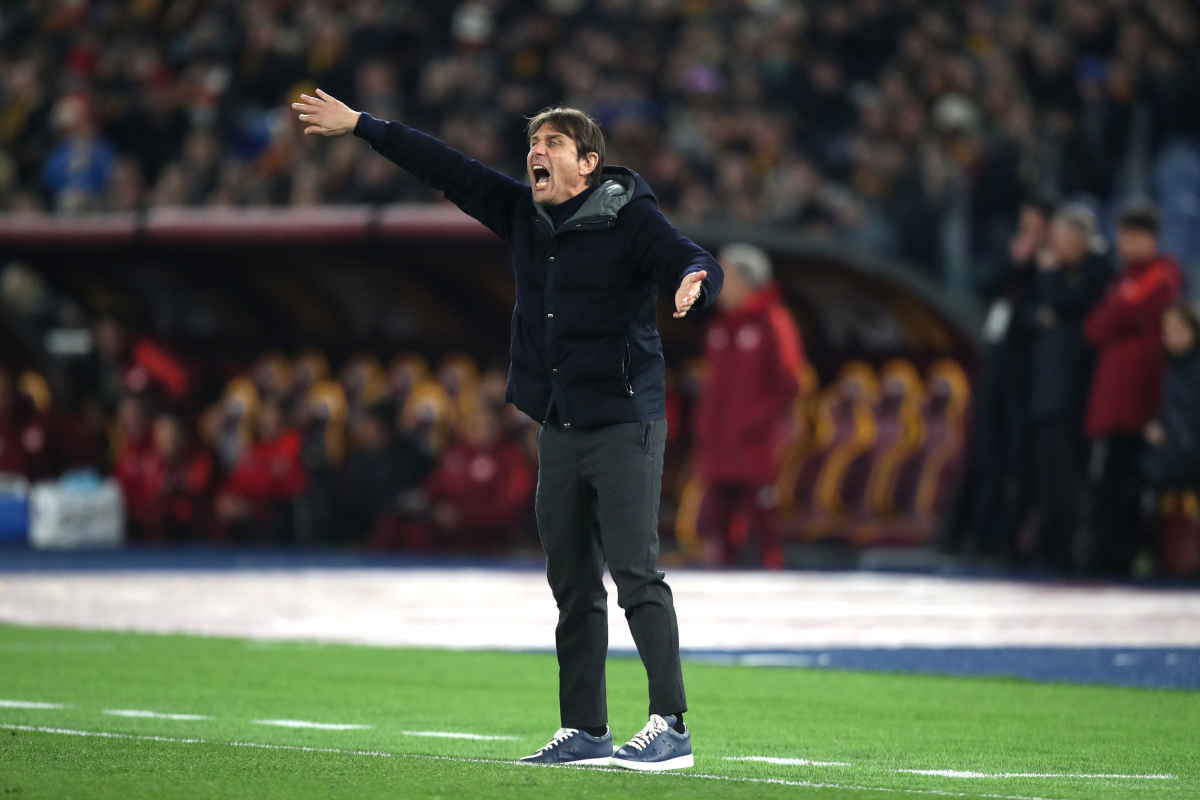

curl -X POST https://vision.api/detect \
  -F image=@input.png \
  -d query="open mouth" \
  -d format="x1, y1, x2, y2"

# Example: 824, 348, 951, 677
531, 164, 550, 191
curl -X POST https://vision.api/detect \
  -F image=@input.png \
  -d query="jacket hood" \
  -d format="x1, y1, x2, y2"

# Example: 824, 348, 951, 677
533, 166, 656, 231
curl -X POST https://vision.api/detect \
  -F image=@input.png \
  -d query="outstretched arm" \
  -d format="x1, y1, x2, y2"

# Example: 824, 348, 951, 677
293, 91, 527, 242
621, 201, 721, 318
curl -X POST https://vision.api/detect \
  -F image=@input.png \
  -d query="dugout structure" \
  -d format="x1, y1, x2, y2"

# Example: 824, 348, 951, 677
0, 206, 980, 549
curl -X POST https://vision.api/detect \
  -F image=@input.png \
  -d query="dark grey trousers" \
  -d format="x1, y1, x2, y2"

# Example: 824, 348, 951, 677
535, 417, 687, 728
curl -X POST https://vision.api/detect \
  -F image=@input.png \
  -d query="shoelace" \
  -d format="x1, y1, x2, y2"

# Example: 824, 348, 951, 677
624, 715, 669, 753
533, 727, 578, 755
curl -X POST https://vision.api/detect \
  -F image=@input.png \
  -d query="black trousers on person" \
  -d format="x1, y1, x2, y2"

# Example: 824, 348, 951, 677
535, 417, 687, 729
1031, 418, 1084, 571
1082, 433, 1145, 576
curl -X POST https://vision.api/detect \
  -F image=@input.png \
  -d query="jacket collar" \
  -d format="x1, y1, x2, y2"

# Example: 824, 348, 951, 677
533, 166, 653, 232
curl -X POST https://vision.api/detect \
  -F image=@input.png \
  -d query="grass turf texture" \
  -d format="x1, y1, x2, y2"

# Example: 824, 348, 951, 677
0, 624, 1196, 799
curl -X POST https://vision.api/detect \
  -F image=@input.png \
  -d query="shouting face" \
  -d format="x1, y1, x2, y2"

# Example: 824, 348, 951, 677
527, 123, 599, 206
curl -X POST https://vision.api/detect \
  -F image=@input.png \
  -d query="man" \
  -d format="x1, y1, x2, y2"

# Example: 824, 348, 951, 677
1022, 204, 1110, 571
1082, 205, 1182, 575
693, 244, 803, 569
964, 198, 1052, 560
294, 89, 721, 770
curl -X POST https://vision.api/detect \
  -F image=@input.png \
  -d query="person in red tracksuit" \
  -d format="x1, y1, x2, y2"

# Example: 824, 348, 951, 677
693, 244, 804, 568
1082, 206, 1183, 575
214, 397, 307, 542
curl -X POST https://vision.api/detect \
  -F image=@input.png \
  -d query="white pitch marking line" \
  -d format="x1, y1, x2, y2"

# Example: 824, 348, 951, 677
103, 709, 209, 721
897, 770, 1177, 780
1, 722, 1112, 800
252, 719, 371, 730
0, 699, 65, 709
402, 730, 519, 741
726, 755, 851, 767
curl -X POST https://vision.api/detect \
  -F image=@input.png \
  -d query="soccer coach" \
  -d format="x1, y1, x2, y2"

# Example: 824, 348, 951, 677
295, 90, 721, 771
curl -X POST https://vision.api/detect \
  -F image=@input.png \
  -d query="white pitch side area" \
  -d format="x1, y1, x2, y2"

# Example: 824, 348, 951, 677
0, 569, 1198, 649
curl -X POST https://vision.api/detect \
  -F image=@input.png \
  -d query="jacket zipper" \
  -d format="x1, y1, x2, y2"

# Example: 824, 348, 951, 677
623, 337, 634, 396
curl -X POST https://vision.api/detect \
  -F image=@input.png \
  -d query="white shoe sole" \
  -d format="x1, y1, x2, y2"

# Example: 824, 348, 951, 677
519, 756, 614, 767
608, 753, 694, 771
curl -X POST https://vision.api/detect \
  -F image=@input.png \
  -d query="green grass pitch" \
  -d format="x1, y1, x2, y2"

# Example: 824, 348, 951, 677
0, 623, 1196, 799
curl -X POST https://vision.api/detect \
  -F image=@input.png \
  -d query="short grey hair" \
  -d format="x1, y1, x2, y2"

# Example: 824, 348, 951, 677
719, 243, 773, 288
1054, 202, 1108, 255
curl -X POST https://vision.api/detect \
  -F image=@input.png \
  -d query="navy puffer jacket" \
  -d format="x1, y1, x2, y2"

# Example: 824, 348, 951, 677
355, 113, 722, 428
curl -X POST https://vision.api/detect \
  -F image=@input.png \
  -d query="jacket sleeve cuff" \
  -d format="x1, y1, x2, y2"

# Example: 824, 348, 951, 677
354, 112, 387, 147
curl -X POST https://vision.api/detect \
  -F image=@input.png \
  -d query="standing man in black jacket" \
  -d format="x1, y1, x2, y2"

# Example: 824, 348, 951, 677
294, 89, 721, 771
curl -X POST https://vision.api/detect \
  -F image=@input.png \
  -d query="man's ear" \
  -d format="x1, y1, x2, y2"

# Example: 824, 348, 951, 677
579, 151, 599, 180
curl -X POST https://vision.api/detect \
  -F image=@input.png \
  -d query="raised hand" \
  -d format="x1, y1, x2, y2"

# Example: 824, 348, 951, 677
292, 89, 360, 137
674, 270, 706, 318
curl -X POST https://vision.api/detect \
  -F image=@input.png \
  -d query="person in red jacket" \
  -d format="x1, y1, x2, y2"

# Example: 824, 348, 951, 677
214, 397, 307, 542
132, 412, 215, 543
111, 393, 156, 541
1082, 205, 1183, 575
693, 244, 804, 568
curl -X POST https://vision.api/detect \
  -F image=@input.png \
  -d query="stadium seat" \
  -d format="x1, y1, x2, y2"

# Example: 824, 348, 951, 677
784, 361, 880, 542
387, 351, 431, 410
199, 377, 259, 470
338, 354, 387, 414
909, 359, 971, 526
251, 351, 293, 400
436, 352, 480, 428
302, 380, 349, 469
17, 372, 52, 415
401, 380, 455, 457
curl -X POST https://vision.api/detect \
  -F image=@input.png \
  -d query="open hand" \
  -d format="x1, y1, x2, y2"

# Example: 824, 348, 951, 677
674, 270, 706, 318
292, 89, 360, 137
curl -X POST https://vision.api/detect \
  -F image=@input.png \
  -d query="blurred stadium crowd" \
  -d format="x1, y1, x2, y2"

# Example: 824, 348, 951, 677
5, 0, 1200, 287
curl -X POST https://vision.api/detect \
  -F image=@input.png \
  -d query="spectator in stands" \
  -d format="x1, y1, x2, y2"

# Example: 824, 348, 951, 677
333, 405, 430, 543
0, 366, 53, 480
1082, 206, 1183, 575
424, 402, 534, 552
12, 0, 1200, 283
128, 412, 215, 543
374, 403, 533, 553
214, 397, 306, 542
93, 314, 192, 412
965, 198, 1054, 560
1023, 204, 1111, 571
40, 93, 115, 212
111, 393, 156, 542
693, 244, 804, 569
1141, 302, 1200, 490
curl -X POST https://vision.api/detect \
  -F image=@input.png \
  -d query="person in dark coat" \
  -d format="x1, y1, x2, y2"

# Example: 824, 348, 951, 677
1141, 302, 1200, 489
291, 89, 721, 769
964, 198, 1053, 559
1022, 204, 1111, 571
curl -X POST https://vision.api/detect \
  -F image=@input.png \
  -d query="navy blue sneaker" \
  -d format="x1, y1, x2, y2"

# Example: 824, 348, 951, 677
519, 727, 613, 766
609, 714, 693, 771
